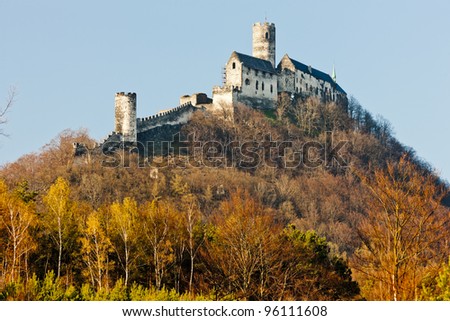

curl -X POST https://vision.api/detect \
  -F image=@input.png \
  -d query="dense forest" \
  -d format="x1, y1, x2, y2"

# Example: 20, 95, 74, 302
0, 96, 449, 301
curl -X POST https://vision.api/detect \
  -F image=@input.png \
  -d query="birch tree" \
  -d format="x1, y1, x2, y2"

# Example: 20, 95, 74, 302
0, 180, 36, 283
81, 210, 113, 291
141, 200, 178, 290
110, 197, 138, 287
181, 194, 204, 294
43, 177, 74, 278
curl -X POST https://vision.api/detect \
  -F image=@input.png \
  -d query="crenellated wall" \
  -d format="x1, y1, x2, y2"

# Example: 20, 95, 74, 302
95, 21, 347, 157
137, 102, 199, 133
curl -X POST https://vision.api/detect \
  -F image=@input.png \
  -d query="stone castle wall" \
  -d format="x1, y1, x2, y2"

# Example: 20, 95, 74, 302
136, 102, 199, 133
98, 101, 200, 155
94, 21, 347, 157
179, 93, 212, 106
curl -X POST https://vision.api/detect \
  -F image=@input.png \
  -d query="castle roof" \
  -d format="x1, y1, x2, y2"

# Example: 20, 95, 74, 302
232, 51, 276, 74
279, 55, 346, 94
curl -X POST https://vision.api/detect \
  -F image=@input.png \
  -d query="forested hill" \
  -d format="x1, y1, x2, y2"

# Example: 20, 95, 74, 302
0, 96, 449, 301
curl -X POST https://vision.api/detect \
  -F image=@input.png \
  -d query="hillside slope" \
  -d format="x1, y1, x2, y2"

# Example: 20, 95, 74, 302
0, 97, 448, 300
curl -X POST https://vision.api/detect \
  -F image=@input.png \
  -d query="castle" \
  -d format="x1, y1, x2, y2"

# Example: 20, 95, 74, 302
99, 22, 347, 152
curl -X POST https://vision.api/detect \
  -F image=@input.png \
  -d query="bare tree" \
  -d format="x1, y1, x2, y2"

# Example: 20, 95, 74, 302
351, 156, 449, 300
0, 87, 16, 137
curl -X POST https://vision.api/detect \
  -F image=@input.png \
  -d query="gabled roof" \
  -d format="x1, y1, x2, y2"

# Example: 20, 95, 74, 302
279, 55, 346, 94
231, 51, 276, 74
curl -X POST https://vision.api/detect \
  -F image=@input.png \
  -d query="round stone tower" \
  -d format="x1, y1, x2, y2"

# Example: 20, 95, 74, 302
115, 92, 137, 143
252, 22, 276, 67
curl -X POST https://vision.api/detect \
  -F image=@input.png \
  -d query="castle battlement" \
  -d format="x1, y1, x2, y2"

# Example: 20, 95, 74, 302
136, 102, 198, 134
137, 102, 193, 122
253, 21, 275, 27
118, 91, 135, 95
99, 21, 347, 153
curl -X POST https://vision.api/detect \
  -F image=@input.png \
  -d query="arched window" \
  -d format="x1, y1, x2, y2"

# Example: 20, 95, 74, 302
262, 82, 265, 91
265, 32, 269, 39
256, 81, 259, 90
270, 84, 273, 93
245, 78, 250, 85
232, 62, 236, 69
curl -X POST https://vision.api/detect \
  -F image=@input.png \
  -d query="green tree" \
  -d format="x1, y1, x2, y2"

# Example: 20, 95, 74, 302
279, 226, 359, 300
421, 259, 450, 300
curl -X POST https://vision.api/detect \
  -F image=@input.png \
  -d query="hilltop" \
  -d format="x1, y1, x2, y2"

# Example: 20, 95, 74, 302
0, 94, 449, 300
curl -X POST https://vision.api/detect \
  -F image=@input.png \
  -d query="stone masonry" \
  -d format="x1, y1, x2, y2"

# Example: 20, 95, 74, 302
91, 21, 347, 156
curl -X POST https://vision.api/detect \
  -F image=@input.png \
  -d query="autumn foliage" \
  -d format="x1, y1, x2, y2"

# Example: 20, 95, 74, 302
0, 98, 448, 300
0, 178, 360, 300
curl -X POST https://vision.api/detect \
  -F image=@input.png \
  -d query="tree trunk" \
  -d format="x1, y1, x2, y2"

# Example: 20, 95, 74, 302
124, 241, 129, 287
189, 252, 194, 294
58, 217, 62, 279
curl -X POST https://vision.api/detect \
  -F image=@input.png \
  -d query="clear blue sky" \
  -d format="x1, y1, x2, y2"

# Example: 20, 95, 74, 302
1, 0, 449, 182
